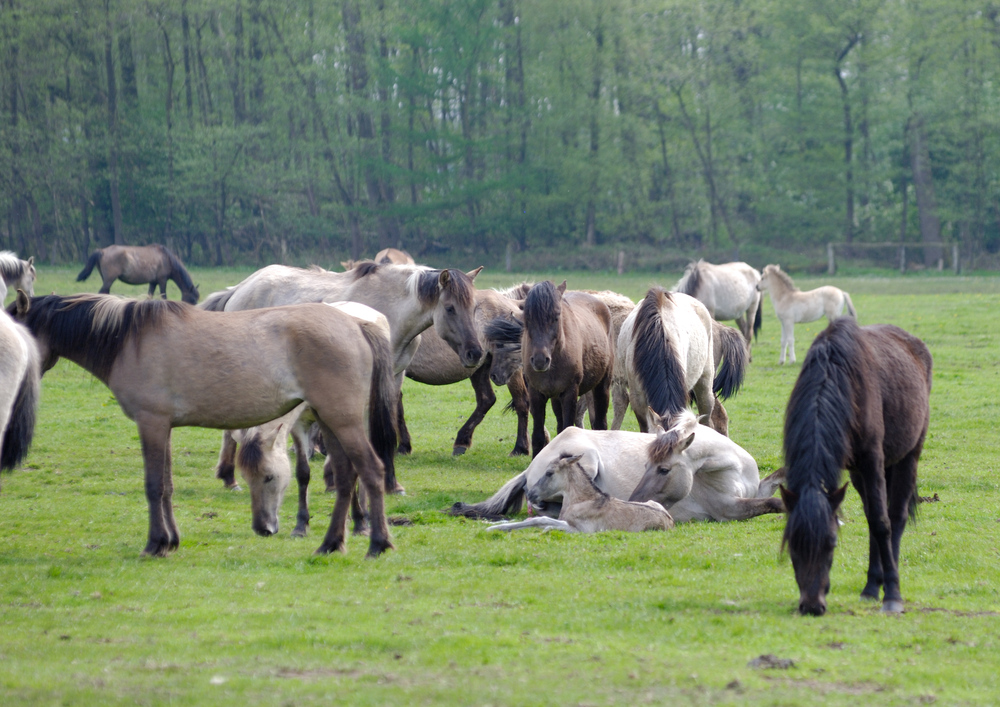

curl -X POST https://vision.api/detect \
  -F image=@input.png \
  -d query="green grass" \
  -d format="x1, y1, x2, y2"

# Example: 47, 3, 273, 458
1, 266, 999, 705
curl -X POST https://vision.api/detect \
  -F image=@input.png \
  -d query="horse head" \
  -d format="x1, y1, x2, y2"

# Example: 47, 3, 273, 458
430, 267, 484, 369
182, 283, 200, 305
522, 280, 566, 372
236, 419, 293, 537
526, 452, 585, 509
629, 408, 696, 507
484, 315, 523, 386
780, 482, 848, 616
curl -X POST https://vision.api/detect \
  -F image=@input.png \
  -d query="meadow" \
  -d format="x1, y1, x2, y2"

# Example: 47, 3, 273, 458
1, 264, 999, 705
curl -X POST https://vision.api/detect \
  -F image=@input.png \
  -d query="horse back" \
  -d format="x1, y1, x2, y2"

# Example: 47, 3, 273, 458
562, 292, 614, 384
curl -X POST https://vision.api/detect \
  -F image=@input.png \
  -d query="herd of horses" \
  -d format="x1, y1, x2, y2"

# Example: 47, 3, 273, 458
0, 247, 932, 617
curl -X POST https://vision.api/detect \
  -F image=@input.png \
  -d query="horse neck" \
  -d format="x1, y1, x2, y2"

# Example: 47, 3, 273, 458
765, 274, 796, 302
561, 463, 604, 508
357, 269, 436, 351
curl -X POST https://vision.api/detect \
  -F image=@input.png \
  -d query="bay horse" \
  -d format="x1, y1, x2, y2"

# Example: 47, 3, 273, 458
757, 264, 857, 364
520, 281, 614, 457
780, 317, 931, 615
674, 260, 763, 345
0, 251, 36, 302
9, 293, 399, 559
450, 410, 784, 523
76, 244, 200, 304
202, 261, 482, 491
616, 287, 748, 435
0, 292, 40, 484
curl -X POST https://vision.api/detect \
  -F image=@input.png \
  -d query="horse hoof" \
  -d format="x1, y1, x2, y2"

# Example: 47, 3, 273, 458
352, 526, 371, 537
452, 446, 468, 456
397, 444, 412, 456
226, 482, 241, 491
509, 447, 530, 457
324, 485, 336, 493
314, 541, 346, 555
365, 539, 394, 558
881, 600, 904, 614
291, 527, 308, 538
388, 484, 406, 495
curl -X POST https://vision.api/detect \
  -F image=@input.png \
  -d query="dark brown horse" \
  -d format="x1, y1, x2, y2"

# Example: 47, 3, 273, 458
9, 294, 398, 559
780, 317, 931, 615
77, 244, 200, 304
521, 281, 614, 456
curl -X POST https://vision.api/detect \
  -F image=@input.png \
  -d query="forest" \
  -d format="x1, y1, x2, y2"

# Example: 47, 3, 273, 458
2, 0, 999, 269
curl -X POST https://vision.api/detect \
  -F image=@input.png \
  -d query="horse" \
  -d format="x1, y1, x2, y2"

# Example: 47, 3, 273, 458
76, 244, 200, 304
780, 318, 931, 616
202, 261, 482, 492
0, 251, 36, 303
450, 409, 784, 523
0, 292, 40, 485
756, 264, 857, 364
341, 247, 415, 271
230, 302, 393, 538
615, 287, 748, 434
520, 281, 615, 456
8, 293, 399, 559
674, 260, 763, 345
486, 453, 673, 533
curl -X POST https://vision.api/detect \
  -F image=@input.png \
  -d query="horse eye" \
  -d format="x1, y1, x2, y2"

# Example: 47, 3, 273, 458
264, 475, 274, 483
544, 470, 553, 477
446, 305, 456, 314
658, 467, 670, 475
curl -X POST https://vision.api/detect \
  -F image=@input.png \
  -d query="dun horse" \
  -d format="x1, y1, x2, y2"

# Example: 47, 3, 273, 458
674, 260, 762, 345
0, 293, 40, 485
780, 317, 931, 615
76, 244, 200, 304
9, 293, 398, 558
487, 453, 673, 533
757, 264, 857, 364
0, 252, 36, 303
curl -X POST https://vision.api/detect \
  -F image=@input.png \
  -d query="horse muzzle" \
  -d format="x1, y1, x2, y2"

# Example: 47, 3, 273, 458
253, 520, 279, 537
530, 354, 551, 372
461, 344, 485, 368
798, 596, 827, 616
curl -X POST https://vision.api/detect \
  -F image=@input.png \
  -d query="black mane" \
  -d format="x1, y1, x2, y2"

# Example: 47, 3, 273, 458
159, 245, 197, 296
632, 287, 688, 417
413, 268, 476, 308
677, 261, 702, 297
484, 316, 523, 348
522, 281, 561, 332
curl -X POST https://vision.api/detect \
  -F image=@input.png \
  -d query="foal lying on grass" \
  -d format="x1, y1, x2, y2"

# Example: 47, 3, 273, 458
488, 453, 673, 533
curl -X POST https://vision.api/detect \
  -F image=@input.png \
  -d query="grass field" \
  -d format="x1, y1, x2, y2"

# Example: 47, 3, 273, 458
1, 265, 999, 705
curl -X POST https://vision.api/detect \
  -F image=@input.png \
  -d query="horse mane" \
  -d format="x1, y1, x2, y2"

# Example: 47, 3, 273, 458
484, 316, 523, 348
158, 245, 197, 293
523, 281, 561, 331
765, 265, 799, 292
411, 267, 476, 308
236, 430, 266, 476
559, 453, 610, 505
350, 261, 381, 279
647, 409, 698, 465
632, 287, 688, 417
199, 287, 235, 311
674, 260, 702, 297
19, 294, 187, 381
0, 251, 27, 282
496, 282, 534, 300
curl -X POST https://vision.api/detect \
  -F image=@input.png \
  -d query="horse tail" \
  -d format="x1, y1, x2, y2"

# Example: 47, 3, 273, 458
76, 251, 102, 282
843, 292, 857, 319
753, 291, 763, 340
199, 288, 235, 311
449, 472, 527, 520
359, 322, 399, 490
632, 287, 687, 416
783, 317, 861, 496
713, 323, 749, 400
1, 360, 40, 474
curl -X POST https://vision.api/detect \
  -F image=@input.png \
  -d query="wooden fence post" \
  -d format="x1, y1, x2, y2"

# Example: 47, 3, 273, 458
953, 243, 959, 275
617, 250, 625, 275
505, 242, 513, 273
827, 243, 835, 275
899, 244, 906, 273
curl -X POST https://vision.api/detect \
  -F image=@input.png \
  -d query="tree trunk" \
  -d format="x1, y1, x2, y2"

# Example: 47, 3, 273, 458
104, 0, 125, 245
181, 0, 195, 127
908, 113, 943, 268
584, 14, 603, 247
834, 36, 859, 245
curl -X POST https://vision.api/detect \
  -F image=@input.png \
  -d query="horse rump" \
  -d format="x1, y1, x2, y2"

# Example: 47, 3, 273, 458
1, 366, 39, 474
199, 288, 236, 312
449, 473, 527, 520
76, 251, 102, 282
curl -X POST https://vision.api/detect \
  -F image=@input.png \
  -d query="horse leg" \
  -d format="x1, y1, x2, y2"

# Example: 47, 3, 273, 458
757, 467, 787, 498
453, 363, 496, 456
215, 430, 240, 490
709, 397, 728, 436
556, 386, 580, 433
710, 496, 785, 521
147, 282, 157, 298
574, 395, 588, 428
692, 375, 716, 429
99, 275, 114, 295
782, 318, 796, 364
590, 375, 611, 431
290, 418, 312, 537
158, 279, 168, 299
882, 447, 921, 613
322, 435, 369, 536
313, 428, 355, 555
610, 377, 629, 431
529, 387, 549, 457
506, 371, 530, 456
331, 427, 391, 557
137, 416, 176, 557
850, 454, 898, 610
395, 374, 412, 455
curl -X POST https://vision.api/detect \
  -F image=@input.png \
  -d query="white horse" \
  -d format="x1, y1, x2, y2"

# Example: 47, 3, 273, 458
0, 252, 36, 303
1, 292, 41, 484
486, 453, 673, 533
674, 260, 762, 344
450, 409, 784, 523
756, 264, 857, 364
614, 287, 748, 434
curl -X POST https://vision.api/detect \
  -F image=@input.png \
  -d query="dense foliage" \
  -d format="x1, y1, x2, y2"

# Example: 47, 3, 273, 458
2, 0, 999, 266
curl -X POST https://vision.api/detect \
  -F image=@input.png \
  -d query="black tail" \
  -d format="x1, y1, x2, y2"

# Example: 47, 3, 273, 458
449, 472, 527, 520
633, 287, 687, 416
76, 251, 102, 282
753, 293, 763, 340
713, 323, 749, 400
360, 323, 399, 492
1, 364, 40, 473
199, 288, 236, 311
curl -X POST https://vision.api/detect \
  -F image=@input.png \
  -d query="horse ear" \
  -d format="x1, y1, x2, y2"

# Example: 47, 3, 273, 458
556, 280, 567, 295
15, 289, 30, 317
438, 269, 451, 288
680, 432, 696, 452
697, 414, 710, 425
259, 424, 285, 451
26, 256, 34, 267
779, 484, 798, 512
341, 260, 354, 271
466, 266, 484, 281
828, 482, 849, 511
561, 453, 584, 466
647, 406, 666, 429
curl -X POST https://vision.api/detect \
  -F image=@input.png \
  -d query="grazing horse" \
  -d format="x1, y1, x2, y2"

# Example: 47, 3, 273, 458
342, 247, 415, 271
450, 410, 784, 523
780, 318, 931, 615
0, 252, 36, 302
616, 287, 748, 434
9, 293, 399, 559
487, 453, 673, 533
76, 244, 200, 304
202, 262, 482, 491
757, 264, 857, 364
0, 292, 40, 484
674, 260, 763, 345
520, 281, 614, 456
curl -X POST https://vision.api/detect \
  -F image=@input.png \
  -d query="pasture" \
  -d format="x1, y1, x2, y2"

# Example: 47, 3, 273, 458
1, 265, 999, 705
